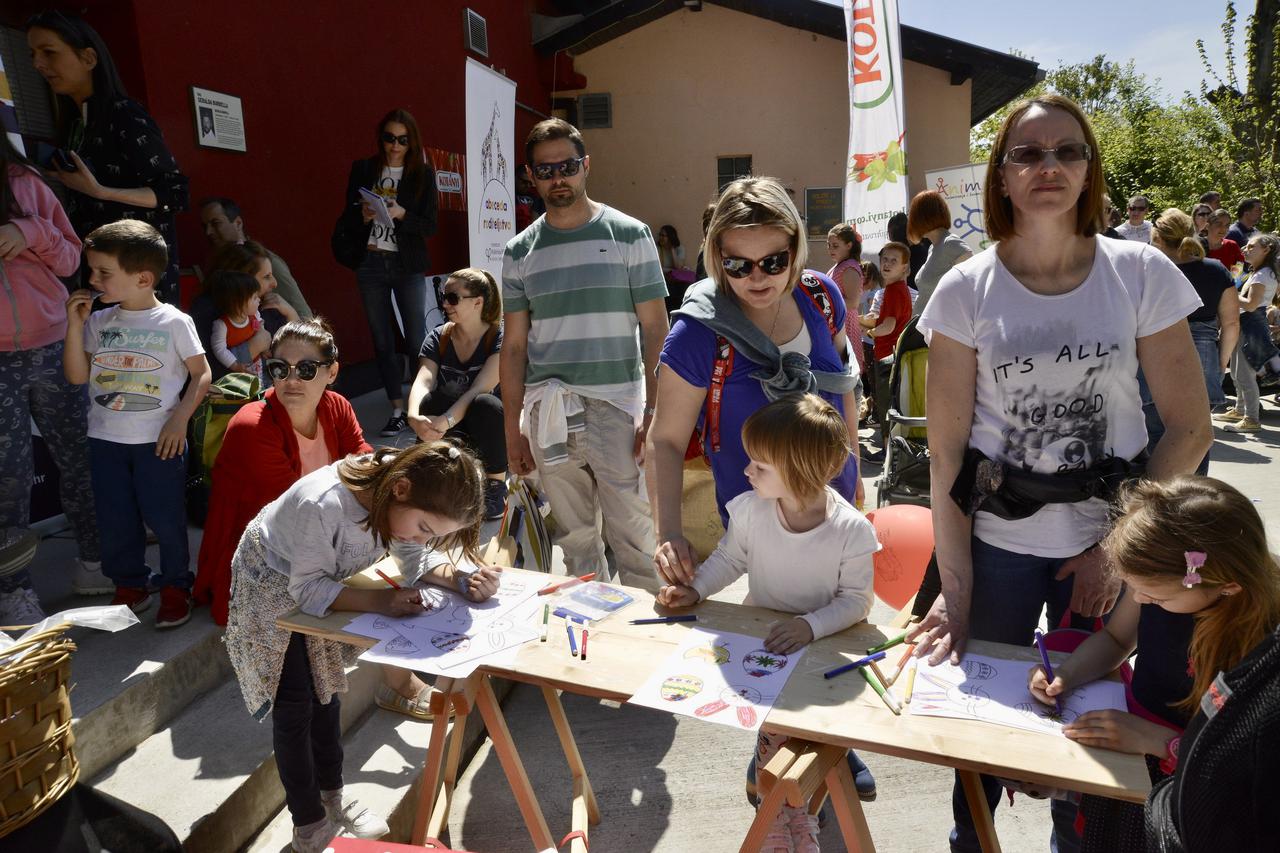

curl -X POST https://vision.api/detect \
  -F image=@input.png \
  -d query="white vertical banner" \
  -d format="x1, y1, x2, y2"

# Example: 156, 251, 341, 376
465, 58, 517, 280
842, 0, 908, 253
924, 163, 989, 254
0, 51, 25, 154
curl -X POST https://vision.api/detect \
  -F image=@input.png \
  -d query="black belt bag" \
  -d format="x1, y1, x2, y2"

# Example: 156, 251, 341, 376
950, 447, 1147, 520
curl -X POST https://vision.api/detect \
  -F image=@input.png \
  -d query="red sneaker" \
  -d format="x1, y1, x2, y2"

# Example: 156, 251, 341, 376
110, 586, 153, 614
155, 587, 192, 629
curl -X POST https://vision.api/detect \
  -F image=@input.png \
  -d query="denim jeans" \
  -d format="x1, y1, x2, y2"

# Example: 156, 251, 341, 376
356, 252, 442, 402
88, 438, 190, 589
1189, 320, 1226, 408
1237, 307, 1276, 372
1137, 370, 1211, 475
949, 537, 1082, 853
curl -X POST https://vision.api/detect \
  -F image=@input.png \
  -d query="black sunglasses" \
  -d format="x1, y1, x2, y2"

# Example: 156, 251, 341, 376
441, 290, 478, 306
381, 132, 410, 146
722, 250, 791, 279
265, 358, 333, 382
1002, 142, 1092, 167
530, 157, 585, 181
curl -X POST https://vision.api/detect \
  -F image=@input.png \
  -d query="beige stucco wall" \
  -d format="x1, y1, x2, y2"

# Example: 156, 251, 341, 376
565, 3, 973, 262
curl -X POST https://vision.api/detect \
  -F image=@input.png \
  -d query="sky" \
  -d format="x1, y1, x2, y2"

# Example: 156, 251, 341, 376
823, 0, 1253, 101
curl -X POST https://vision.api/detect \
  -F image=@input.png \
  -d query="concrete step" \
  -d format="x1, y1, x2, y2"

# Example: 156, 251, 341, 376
89, 659, 382, 853
244, 677, 515, 853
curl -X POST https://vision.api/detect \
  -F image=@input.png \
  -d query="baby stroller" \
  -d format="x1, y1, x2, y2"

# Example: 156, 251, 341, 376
875, 316, 930, 508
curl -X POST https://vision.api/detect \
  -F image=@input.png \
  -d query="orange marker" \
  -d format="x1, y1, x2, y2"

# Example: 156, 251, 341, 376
375, 569, 402, 589
538, 572, 596, 596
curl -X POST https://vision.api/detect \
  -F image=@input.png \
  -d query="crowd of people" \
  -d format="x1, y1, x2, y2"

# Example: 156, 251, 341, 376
1, 11, 1278, 853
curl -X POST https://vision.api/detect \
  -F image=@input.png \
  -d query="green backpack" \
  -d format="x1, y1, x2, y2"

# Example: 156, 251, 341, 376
186, 372, 264, 526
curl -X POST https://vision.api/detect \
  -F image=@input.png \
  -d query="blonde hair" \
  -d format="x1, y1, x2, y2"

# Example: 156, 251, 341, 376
448, 267, 502, 326
1104, 476, 1280, 715
704, 176, 807, 297
1152, 209, 1206, 262
338, 442, 485, 560
742, 393, 850, 503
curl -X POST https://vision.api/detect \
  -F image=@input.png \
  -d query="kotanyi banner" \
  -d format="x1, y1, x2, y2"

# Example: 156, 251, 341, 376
842, 0, 907, 253
465, 59, 517, 280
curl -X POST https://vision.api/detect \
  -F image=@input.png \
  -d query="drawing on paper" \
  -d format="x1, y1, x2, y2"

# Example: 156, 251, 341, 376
386, 634, 419, 655
742, 649, 788, 678
660, 674, 704, 702
430, 632, 470, 654
685, 643, 730, 665
961, 659, 998, 680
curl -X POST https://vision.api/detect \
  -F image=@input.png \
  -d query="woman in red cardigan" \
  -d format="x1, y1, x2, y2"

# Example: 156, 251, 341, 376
193, 317, 433, 719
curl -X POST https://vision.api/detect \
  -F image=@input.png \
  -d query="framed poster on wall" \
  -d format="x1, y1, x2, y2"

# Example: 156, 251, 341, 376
805, 187, 844, 240
191, 86, 246, 152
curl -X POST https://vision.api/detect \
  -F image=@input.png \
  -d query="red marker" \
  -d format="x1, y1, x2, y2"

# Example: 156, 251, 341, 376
375, 569, 402, 589
580, 628, 589, 661
538, 571, 596, 596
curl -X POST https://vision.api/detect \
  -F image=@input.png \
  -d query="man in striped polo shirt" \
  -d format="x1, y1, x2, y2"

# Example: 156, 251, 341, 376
500, 119, 669, 591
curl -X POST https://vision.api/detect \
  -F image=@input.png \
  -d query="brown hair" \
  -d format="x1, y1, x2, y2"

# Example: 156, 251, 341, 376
701, 202, 716, 236
83, 219, 167, 279
208, 269, 259, 317
878, 241, 911, 268
1152, 209, 1206, 262
983, 94, 1105, 241
860, 261, 884, 290
1104, 476, 1280, 715
524, 117, 586, 166
338, 442, 484, 559
208, 239, 271, 277
828, 223, 862, 259
742, 393, 850, 503
448, 267, 502, 326
1209, 208, 1233, 227
704, 176, 807, 296
907, 190, 952, 243
375, 108, 429, 203
272, 316, 339, 362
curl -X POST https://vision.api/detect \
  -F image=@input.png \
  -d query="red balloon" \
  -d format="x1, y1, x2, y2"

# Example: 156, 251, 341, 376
865, 505, 934, 610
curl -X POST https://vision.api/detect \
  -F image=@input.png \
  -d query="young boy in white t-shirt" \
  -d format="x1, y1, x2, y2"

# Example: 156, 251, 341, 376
65, 220, 211, 628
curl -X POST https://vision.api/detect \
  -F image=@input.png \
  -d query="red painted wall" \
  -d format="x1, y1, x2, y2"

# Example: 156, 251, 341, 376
25, 0, 553, 369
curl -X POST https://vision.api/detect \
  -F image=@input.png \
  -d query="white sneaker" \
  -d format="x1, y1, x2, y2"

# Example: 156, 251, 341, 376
0, 587, 46, 627
291, 815, 342, 853
72, 559, 113, 595
321, 791, 388, 839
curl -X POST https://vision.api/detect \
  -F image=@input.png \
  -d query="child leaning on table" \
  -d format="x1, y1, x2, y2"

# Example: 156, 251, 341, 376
657, 393, 879, 853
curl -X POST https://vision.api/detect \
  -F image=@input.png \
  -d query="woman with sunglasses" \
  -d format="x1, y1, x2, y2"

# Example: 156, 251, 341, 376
907, 94, 1211, 853
335, 109, 440, 437
1191, 202, 1214, 238
407, 268, 508, 519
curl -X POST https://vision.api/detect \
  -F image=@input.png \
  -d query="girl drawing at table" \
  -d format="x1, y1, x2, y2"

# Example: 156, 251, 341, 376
1027, 476, 1280, 852
657, 393, 879, 853
225, 442, 501, 853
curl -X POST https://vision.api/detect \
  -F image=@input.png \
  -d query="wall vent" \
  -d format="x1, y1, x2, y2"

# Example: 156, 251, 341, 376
578, 93, 612, 129
464, 9, 489, 57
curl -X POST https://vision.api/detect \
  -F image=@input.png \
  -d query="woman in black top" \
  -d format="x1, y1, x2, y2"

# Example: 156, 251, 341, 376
26, 12, 188, 303
333, 109, 439, 437
406, 268, 506, 519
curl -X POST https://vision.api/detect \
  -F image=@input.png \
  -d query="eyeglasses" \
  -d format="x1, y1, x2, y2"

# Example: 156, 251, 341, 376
722, 250, 791, 279
1001, 143, 1093, 167
530, 157, 585, 181
264, 358, 333, 381
441, 291, 477, 306
1129, 205, 1148, 212
381, 132, 410, 146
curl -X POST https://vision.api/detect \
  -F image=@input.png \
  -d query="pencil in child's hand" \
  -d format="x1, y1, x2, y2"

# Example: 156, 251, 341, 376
374, 569, 402, 589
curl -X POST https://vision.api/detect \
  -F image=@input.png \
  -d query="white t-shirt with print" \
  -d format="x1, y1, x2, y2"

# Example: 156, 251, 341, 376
83, 303, 204, 444
1115, 220, 1152, 244
1243, 266, 1277, 309
369, 165, 403, 252
919, 237, 1201, 556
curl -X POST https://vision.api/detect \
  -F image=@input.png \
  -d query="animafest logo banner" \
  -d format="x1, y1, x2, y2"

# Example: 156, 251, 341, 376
842, 0, 907, 253
465, 59, 516, 280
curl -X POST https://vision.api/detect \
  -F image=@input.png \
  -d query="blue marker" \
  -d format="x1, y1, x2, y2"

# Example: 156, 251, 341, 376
554, 606, 592, 624
822, 650, 887, 680
566, 623, 578, 657
1034, 629, 1064, 715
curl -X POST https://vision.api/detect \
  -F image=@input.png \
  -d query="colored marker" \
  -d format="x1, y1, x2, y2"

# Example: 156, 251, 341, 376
629, 614, 699, 625
822, 650, 887, 680
374, 569, 402, 589
859, 665, 902, 715
553, 607, 592, 624
866, 631, 908, 655
540, 604, 549, 643
1034, 629, 1064, 715
890, 644, 917, 683
904, 660, 918, 704
869, 660, 892, 689
566, 623, 578, 656
538, 572, 596, 596
580, 628, 589, 661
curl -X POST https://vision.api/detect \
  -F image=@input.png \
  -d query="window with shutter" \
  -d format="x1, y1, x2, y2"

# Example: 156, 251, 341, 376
464, 8, 488, 57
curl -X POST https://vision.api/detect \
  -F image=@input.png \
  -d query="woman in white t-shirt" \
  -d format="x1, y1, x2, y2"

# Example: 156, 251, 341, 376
1215, 232, 1280, 432
909, 94, 1211, 853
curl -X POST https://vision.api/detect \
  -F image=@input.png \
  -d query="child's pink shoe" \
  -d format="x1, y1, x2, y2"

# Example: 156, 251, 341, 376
787, 804, 821, 853
760, 806, 794, 852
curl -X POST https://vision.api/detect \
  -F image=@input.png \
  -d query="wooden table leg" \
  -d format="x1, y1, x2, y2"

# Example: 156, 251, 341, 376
958, 769, 1003, 853
425, 697, 474, 840
474, 674, 555, 851
541, 685, 601, 824
824, 751, 876, 853
411, 676, 464, 846
739, 775, 792, 853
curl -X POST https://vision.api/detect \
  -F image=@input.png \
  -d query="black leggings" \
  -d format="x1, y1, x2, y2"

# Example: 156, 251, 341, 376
274, 632, 343, 827
420, 392, 507, 475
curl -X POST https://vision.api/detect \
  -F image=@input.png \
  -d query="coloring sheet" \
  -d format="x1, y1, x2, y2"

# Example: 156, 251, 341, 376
909, 653, 1127, 735
627, 628, 805, 732
356, 597, 541, 676
344, 572, 538, 641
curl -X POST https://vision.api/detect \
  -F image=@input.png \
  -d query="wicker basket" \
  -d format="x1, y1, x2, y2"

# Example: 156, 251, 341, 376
0, 624, 79, 838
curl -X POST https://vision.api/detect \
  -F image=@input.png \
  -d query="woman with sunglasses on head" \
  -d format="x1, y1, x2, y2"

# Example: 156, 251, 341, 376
334, 109, 440, 437
26, 12, 188, 303
1191, 202, 1213, 238
906, 94, 1211, 853
407, 268, 508, 520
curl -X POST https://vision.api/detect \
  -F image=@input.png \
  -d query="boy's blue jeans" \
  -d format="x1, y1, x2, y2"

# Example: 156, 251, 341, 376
88, 438, 190, 590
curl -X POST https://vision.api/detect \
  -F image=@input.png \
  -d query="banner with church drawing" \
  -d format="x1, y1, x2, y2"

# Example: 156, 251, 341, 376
842, 0, 908, 253
465, 58, 516, 280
